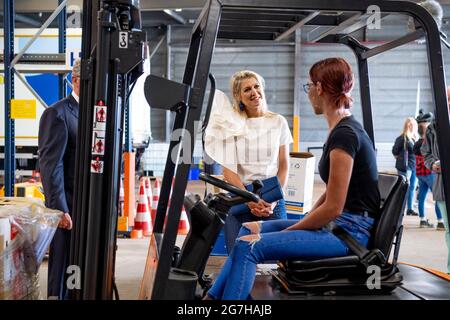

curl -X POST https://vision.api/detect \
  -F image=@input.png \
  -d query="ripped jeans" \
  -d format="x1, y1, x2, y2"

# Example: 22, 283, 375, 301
207, 212, 374, 300
225, 199, 286, 254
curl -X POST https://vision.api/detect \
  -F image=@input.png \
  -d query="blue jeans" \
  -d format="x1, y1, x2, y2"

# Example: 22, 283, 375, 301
398, 169, 417, 211
224, 199, 286, 254
208, 212, 374, 300
417, 174, 442, 220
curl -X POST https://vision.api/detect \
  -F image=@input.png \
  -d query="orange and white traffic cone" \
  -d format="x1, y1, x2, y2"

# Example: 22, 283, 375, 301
130, 229, 143, 239
177, 205, 190, 235
119, 177, 124, 216
151, 178, 160, 224
134, 181, 152, 237
167, 176, 191, 235
144, 177, 153, 223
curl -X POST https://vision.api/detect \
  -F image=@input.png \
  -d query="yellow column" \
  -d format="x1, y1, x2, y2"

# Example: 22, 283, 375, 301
293, 115, 300, 152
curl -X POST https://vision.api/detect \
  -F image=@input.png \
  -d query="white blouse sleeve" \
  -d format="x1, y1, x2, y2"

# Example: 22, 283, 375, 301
205, 135, 238, 173
204, 90, 245, 173
279, 116, 293, 146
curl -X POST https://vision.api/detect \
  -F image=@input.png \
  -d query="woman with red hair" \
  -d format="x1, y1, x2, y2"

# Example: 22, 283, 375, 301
205, 57, 380, 300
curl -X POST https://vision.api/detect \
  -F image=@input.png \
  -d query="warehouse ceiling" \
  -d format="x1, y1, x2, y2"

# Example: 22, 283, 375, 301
1, 0, 450, 42
6, 0, 207, 12
0, 7, 198, 29
6, 0, 450, 12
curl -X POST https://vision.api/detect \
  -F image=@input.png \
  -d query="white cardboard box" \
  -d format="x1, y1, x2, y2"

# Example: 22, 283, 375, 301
285, 152, 315, 216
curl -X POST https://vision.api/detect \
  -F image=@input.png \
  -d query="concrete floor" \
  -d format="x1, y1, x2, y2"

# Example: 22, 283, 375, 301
38, 179, 449, 299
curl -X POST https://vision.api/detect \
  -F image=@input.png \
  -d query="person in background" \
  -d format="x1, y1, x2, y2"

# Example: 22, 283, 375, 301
421, 87, 450, 274
38, 59, 81, 299
413, 110, 444, 229
204, 57, 380, 300
392, 117, 419, 216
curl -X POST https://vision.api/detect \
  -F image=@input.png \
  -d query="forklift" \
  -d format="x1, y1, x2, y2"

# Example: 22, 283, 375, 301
68, 0, 450, 300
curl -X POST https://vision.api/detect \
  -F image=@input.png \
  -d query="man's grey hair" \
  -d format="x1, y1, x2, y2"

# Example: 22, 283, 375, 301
72, 58, 81, 78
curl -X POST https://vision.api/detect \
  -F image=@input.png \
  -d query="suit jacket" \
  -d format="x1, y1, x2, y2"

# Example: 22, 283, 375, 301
38, 94, 79, 213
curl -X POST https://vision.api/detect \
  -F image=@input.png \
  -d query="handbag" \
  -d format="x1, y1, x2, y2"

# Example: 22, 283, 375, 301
228, 176, 284, 216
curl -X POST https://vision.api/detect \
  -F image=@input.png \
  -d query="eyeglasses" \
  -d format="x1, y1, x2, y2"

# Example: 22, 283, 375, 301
303, 82, 314, 94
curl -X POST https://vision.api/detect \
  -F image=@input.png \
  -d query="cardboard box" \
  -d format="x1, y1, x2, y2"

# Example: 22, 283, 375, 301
285, 152, 315, 216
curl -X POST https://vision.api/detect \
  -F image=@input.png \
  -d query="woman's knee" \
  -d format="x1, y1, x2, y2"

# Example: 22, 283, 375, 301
242, 221, 261, 234
236, 234, 264, 261
238, 234, 261, 246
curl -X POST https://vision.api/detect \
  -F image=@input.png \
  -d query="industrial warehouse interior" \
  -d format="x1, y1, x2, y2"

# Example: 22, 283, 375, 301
1, 0, 450, 306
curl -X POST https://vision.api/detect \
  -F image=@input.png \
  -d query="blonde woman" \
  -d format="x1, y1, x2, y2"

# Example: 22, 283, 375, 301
392, 117, 419, 215
205, 70, 293, 253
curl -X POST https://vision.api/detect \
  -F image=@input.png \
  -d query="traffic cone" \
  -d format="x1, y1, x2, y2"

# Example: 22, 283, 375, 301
178, 205, 190, 235
144, 177, 153, 222
167, 176, 191, 235
151, 178, 160, 224
119, 177, 124, 216
130, 229, 143, 239
134, 181, 152, 237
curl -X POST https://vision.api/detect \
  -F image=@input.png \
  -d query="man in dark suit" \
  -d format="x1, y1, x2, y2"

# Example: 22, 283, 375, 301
38, 59, 81, 299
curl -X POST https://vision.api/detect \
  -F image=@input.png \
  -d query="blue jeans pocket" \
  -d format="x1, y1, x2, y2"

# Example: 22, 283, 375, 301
335, 212, 374, 247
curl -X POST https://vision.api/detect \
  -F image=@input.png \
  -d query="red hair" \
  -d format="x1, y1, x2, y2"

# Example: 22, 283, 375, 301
309, 57, 354, 109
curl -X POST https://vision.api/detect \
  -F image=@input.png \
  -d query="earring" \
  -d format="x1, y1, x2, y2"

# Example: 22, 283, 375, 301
239, 102, 245, 111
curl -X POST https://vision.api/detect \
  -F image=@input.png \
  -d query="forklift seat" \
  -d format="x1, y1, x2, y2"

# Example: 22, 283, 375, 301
274, 173, 408, 294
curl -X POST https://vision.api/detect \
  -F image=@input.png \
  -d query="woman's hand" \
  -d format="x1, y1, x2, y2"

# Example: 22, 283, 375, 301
247, 200, 272, 218
270, 201, 277, 212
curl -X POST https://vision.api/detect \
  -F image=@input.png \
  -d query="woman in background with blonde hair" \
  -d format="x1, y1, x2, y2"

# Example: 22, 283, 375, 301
392, 117, 419, 216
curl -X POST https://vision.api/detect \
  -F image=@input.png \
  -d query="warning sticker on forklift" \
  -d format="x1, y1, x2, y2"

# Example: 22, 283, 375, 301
92, 130, 105, 155
119, 32, 128, 48
91, 157, 104, 174
93, 105, 107, 131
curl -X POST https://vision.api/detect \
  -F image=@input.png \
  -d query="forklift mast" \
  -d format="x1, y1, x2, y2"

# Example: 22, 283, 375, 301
69, 0, 146, 300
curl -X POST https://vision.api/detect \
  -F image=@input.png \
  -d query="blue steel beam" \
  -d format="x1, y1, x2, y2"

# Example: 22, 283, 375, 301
58, 0, 67, 99
3, 0, 15, 196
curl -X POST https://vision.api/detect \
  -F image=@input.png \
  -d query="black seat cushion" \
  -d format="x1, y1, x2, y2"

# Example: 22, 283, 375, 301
283, 256, 360, 270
